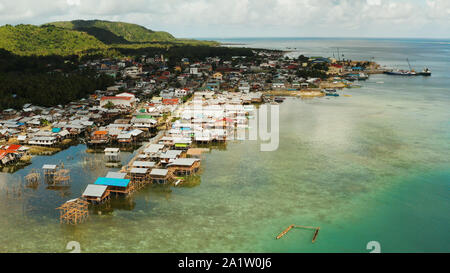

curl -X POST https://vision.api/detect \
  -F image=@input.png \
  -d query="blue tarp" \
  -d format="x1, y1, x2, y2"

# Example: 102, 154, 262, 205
52, 128, 61, 133
94, 177, 130, 187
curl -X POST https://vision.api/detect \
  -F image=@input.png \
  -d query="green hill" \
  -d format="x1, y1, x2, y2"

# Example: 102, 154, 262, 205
0, 20, 217, 57
45, 20, 175, 43
0, 24, 107, 56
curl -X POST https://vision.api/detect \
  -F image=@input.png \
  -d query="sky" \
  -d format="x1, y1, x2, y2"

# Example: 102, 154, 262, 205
0, 0, 449, 38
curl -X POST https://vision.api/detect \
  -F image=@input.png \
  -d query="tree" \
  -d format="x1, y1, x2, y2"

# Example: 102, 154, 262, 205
103, 101, 115, 109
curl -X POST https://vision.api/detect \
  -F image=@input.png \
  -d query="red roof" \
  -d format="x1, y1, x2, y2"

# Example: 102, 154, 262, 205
0, 150, 18, 160
5, 144, 21, 151
101, 96, 132, 101
162, 99, 179, 105
216, 118, 234, 123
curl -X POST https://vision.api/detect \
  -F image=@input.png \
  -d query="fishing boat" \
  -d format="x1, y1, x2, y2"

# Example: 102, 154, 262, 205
418, 67, 432, 76
322, 89, 339, 97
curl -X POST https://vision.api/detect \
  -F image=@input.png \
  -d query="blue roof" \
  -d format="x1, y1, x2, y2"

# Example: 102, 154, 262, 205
94, 177, 130, 187
52, 128, 61, 133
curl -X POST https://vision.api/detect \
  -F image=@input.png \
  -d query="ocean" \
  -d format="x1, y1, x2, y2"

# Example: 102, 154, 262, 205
0, 38, 449, 252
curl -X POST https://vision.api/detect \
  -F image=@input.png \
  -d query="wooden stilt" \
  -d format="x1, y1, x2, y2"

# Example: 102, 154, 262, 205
276, 224, 321, 243
276, 224, 295, 239
312, 227, 320, 243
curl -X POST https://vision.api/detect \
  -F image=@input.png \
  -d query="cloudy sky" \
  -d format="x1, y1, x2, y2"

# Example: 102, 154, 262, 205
0, 0, 449, 38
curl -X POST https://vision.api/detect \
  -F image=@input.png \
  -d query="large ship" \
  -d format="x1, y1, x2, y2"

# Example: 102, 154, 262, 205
384, 59, 431, 76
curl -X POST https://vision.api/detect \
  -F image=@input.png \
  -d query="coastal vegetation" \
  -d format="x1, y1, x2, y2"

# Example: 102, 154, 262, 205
0, 49, 115, 109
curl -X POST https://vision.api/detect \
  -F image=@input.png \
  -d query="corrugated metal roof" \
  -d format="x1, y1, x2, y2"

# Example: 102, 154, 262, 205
132, 161, 156, 167
104, 148, 120, 153
130, 168, 148, 174
167, 158, 200, 167
95, 177, 130, 187
150, 169, 168, 176
105, 171, 127, 179
82, 184, 107, 197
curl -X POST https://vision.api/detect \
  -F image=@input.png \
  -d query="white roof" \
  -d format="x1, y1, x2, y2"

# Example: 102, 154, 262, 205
42, 164, 57, 170
117, 133, 132, 139
144, 144, 165, 154
104, 148, 120, 153
160, 150, 182, 159
132, 161, 156, 168
130, 168, 149, 174
105, 171, 127, 179
150, 169, 168, 176
82, 184, 107, 198
167, 158, 200, 167
129, 129, 144, 136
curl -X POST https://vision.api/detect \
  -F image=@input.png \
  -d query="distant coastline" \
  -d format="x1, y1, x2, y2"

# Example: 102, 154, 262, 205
219, 42, 248, 46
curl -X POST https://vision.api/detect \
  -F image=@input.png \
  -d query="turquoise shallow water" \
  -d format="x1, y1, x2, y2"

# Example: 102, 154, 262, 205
0, 38, 449, 252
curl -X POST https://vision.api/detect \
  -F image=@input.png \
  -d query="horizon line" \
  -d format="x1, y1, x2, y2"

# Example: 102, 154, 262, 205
186, 36, 450, 40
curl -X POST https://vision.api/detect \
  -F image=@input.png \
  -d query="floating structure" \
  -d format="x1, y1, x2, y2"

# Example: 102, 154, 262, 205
57, 198, 89, 225
276, 225, 321, 243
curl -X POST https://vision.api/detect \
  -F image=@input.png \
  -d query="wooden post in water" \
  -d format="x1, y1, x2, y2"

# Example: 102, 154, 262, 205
276, 224, 321, 243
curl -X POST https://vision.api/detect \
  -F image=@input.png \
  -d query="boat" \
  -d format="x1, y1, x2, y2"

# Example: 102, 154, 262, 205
418, 67, 432, 76
345, 72, 368, 81
322, 89, 339, 97
384, 70, 417, 76
274, 97, 286, 103
384, 59, 431, 76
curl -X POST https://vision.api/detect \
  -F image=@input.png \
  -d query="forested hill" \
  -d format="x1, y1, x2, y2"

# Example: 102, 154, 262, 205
45, 20, 175, 43
0, 24, 108, 56
0, 20, 216, 57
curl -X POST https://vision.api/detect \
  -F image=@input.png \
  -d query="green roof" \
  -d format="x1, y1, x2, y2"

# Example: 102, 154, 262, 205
135, 115, 153, 119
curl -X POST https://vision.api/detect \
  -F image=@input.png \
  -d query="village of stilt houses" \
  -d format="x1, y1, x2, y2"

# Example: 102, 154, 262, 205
2, 76, 266, 224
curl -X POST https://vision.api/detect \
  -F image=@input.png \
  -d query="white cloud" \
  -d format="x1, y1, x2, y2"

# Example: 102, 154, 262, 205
0, 0, 448, 38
